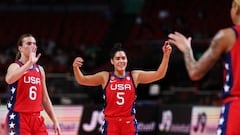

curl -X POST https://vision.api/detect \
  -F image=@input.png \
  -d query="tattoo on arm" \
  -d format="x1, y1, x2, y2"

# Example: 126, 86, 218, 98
183, 49, 196, 72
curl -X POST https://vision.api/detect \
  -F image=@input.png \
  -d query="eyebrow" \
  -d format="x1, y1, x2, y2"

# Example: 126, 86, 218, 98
24, 41, 36, 44
115, 56, 126, 58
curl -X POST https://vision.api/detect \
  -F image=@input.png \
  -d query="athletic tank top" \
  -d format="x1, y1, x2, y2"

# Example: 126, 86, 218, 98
221, 26, 240, 99
7, 61, 43, 112
103, 71, 136, 117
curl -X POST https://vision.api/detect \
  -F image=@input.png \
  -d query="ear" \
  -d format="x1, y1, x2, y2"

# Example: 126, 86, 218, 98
237, 5, 240, 15
18, 46, 22, 52
110, 59, 114, 65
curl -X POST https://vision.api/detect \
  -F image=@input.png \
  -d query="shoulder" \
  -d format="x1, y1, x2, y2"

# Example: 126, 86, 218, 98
36, 64, 46, 77
37, 64, 44, 72
130, 70, 142, 80
96, 71, 109, 76
97, 71, 110, 88
7, 63, 20, 71
95, 71, 109, 81
212, 27, 235, 53
214, 28, 234, 40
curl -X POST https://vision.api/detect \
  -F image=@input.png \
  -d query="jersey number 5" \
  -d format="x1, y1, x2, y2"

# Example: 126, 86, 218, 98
116, 92, 125, 105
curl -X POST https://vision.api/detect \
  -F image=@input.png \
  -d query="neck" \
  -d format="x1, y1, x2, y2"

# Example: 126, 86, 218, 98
18, 57, 28, 64
114, 71, 126, 78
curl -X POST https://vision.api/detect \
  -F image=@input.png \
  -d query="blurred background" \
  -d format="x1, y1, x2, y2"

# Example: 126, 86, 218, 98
0, 0, 232, 106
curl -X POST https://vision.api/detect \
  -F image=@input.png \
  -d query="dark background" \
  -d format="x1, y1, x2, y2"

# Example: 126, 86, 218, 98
0, 0, 232, 105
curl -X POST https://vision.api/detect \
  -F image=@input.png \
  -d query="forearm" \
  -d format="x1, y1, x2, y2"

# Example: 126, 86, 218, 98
183, 48, 202, 80
157, 54, 170, 78
6, 62, 33, 84
42, 97, 58, 123
183, 48, 196, 71
73, 66, 85, 84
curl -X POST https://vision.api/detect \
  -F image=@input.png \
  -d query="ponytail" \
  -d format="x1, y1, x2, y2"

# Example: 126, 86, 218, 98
15, 52, 21, 61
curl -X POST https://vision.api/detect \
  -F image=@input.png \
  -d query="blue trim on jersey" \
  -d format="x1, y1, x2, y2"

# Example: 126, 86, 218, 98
7, 111, 20, 135
112, 71, 128, 80
222, 52, 233, 99
102, 72, 111, 116
102, 120, 108, 135
16, 60, 39, 71
129, 71, 137, 115
134, 118, 138, 135
217, 103, 230, 135
231, 26, 238, 38
7, 82, 18, 111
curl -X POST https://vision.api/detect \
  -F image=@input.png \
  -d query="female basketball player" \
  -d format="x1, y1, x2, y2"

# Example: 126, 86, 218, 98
5, 34, 61, 135
168, 0, 240, 134
73, 41, 172, 135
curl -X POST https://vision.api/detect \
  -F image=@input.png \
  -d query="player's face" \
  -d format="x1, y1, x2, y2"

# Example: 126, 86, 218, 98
111, 51, 128, 71
230, 1, 239, 24
19, 36, 37, 57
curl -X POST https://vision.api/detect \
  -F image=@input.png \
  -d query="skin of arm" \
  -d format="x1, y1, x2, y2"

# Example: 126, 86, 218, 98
132, 41, 172, 85
72, 57, 109, 88
168, 29, 235, 80
5, 62, 32, 84
73, 41, 171, 88
5, 52, 41, 84
40, 66, 61, 135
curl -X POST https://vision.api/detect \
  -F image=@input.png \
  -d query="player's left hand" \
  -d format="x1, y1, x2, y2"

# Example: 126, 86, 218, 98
162, 41, 172, 56
53, 122, 61, 135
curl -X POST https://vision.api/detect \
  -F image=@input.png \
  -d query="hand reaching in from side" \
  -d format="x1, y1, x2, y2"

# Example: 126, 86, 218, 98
168, 31, 192, 53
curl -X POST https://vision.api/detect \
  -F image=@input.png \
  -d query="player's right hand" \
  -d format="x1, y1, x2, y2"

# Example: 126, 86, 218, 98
73, 57, 84, 68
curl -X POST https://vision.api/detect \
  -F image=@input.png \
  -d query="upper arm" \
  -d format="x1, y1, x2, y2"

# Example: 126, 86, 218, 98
204, 29, 234, 63
5, 63, 20, 84
79, 71, 109, 87
132, 70, 160, 85
192, 28, 234, 79
39, 65, 49, 100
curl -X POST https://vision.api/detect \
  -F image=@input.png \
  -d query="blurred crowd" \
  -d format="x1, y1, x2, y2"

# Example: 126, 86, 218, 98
0, 0, 231, 105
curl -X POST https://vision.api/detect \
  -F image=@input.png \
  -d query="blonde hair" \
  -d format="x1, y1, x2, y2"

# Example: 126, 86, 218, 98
234, 0, 240, 6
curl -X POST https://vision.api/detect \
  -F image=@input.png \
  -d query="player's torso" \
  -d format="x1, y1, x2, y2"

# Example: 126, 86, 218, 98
103, 71, 136, 117
222, 26, 240, 98
8, 61, 43, 112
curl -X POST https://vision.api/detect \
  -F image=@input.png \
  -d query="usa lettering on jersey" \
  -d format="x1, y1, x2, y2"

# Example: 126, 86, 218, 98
24, 76, 41, 84
110, 84, 131, 90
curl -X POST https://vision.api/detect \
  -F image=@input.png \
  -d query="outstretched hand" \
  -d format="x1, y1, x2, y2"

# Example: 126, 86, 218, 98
73, 57, 84, 68
168, 32, 192, 53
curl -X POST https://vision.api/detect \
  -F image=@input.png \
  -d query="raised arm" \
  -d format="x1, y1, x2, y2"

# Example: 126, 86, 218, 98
168, 30, 233, 80
133, 41, 172, 85
5, 46, 41, 84
72, 57, 108, 87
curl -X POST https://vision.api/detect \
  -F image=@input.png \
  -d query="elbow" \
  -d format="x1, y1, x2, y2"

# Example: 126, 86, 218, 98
5, 77, 13, 84
161, 72, 167, 79
188, 72, 202, 81
190, 76, 200, 81
157, 72, 166, 80
76, 80, 82, 85
5, 78, 10, 84
75, 77, 84, 85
